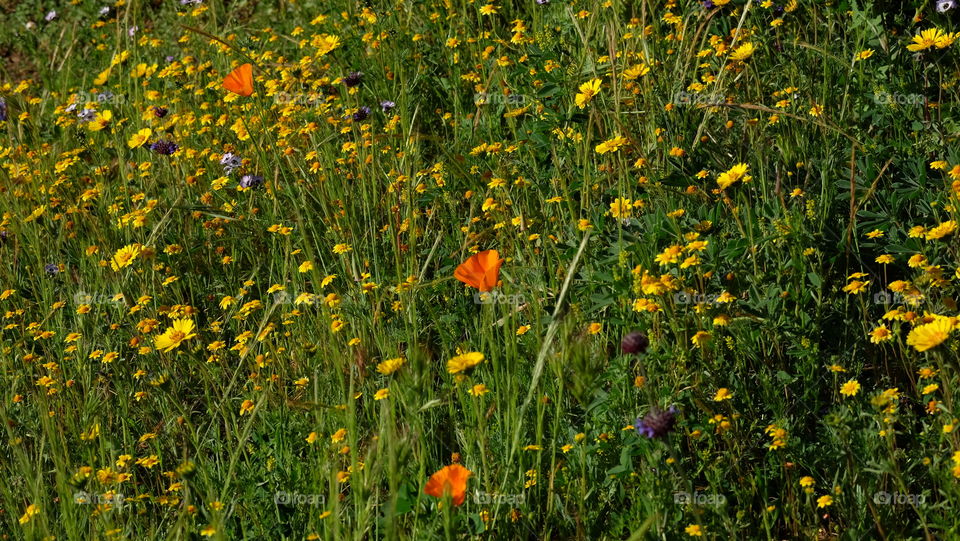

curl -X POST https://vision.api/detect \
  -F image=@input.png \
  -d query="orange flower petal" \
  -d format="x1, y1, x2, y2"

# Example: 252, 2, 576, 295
223, 63, 254, 96
454, 250, 502, 292
424, 464, 472, 506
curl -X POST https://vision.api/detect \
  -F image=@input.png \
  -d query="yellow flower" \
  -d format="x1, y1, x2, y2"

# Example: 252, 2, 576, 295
111, 244, 141, 271
842, 280, 870, 295
376, 357, 405, 375
907, 28, 958, 52
854, 49, 874, 61
906, 318, 953, 352
713, 388, 733, 401
468, 384, 490, 396
374, 388, 390, 400
684, 524, 704, 537
154, 319, 198, 352
869, 325, 892, 343
298, 260, 314, 273
716, 163, 751, 190
609, 198, 633, 219
447, 351, 485, 374
817, 495, 833, 508
239, 399, 255, 415
595, 135, 628, 154
925, 220, 957, 240
654, 245, 684, 266
575, 78, 602, 109
18, 504, 40, 524
127, 128, 152, 148
729, 42, 755, 61
840, 379, 861, 397
691, 331, 711, 348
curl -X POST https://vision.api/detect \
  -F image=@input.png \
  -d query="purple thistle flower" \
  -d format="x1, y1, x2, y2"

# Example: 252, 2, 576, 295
380, 100, 396, 112
621, 331, 649, 355
239, 174, 264, 189
343, 71, 364, 88
149, 140, 179, 155
635, 406, 679, 439
352, 106, 371, 121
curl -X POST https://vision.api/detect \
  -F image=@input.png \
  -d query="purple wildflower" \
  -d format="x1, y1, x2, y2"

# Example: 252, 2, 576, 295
77, 108, 97, 122
153, 106, 168, 118
45, 263, 60, 276
150, 140, 179, 155
380, 100, 396, 112
0, 98, 6, 122
220, 152, 242, 174
239, 174, 264, 189
343, 71, 363, 88
938, 0, 957, 11
635, 406, 679, 439
352, 106, 371, 121
621, 331, 650, 355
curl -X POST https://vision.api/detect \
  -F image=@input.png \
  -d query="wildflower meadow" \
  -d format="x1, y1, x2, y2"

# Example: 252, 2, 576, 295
2, 0, 960, 538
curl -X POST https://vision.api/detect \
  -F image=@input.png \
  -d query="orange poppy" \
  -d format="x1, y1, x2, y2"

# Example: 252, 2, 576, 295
454, 250, 503, 292
424, 464, 472, 506
223, 63, 254, 96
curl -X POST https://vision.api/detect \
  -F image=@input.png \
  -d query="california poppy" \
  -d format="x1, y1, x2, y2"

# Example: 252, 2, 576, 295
424, 464, 472, 506
223, 63, 254, 96
454, 250, 503, 292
